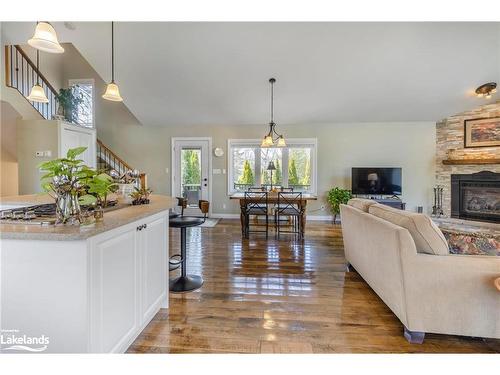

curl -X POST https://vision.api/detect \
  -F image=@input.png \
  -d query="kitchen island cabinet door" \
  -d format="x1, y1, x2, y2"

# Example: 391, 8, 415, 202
141, 216, 169, 323
89, 223, 140, 353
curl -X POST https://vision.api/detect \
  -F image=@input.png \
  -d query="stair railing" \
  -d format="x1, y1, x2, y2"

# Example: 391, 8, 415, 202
96, 139, 147, 188
4, 45, 58, 120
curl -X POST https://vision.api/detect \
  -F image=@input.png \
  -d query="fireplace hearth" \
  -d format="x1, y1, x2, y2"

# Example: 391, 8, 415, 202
451, 171, 500, 223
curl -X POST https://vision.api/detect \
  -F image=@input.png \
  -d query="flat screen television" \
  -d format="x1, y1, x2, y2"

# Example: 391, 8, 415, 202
351, 167, 402, 196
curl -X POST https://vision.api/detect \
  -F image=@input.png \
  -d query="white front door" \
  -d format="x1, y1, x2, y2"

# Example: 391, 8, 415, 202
172, 138, 211, 216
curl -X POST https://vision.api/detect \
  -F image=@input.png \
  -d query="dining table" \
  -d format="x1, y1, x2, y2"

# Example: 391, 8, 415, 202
229, 192, 317, 238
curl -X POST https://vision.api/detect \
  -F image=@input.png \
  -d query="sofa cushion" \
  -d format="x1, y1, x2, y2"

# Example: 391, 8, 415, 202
347, 198, 377, 212
368, 203, 449, 255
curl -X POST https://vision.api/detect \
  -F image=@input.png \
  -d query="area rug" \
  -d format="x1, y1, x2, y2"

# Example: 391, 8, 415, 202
199, 218, 220, 228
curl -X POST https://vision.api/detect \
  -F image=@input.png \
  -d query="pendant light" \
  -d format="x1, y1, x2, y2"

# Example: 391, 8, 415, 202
261, 78, 286, 148
102, 22, 123, 102
28, 21, 64, 54
27, 50, 49, 103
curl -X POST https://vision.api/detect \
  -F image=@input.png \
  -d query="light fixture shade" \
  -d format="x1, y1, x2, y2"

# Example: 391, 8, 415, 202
27, 84, 49, 103
102, 82, 123, 102
276, 136, 287, 147
28, 22, 64, 54
261, 135, 273, 148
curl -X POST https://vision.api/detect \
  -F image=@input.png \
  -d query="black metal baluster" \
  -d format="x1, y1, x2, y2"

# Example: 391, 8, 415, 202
15, 48, 19, 91
9, 46, 13, 87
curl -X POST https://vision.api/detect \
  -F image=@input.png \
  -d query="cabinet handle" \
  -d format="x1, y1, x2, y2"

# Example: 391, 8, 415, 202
143, 224, 147, 229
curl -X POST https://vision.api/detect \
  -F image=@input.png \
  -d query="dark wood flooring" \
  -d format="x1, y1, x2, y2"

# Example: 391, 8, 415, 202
127, 220, 500, 353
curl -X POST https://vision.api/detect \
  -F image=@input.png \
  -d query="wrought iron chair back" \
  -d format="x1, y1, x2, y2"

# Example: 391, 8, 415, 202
244, 191, 269, 214
277, 192, 302, 215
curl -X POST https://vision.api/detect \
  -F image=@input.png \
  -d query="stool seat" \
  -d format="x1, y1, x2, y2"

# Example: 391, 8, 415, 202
170, 216, 204, 228
169, 212, 180, 220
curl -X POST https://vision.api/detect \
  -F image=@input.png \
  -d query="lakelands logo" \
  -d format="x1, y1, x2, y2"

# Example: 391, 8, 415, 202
1, 329, 49, 352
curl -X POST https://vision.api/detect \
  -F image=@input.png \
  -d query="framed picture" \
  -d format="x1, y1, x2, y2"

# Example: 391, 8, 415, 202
464, 117, 500, 148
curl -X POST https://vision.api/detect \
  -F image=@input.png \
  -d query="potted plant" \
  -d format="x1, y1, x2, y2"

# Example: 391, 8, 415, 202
39, 147, 95, 224
55, 86, 83, 124
327, 187, 352, 224
130, 187, 153, 205
79, 173, 119, 221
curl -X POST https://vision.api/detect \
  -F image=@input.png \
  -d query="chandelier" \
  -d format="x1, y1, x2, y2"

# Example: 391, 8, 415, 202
261, 78, 286, 148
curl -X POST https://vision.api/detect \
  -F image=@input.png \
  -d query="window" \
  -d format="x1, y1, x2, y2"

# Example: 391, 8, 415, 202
228, 139, 317, 195
68, 79, 94, 128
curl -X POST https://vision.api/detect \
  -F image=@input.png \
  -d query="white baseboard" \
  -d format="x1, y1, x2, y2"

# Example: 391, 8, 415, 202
211, 213, 335, 222
210, 213, 239, 219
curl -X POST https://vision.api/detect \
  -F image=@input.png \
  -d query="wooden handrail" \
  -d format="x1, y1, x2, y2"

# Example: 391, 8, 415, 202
96, 138, 147, 189
96, 139, 134, 171
4, 44, 58, 120
13, 45, 58, 97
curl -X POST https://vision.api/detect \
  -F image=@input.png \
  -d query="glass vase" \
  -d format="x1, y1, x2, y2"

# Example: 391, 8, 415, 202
55, 192, 81, 225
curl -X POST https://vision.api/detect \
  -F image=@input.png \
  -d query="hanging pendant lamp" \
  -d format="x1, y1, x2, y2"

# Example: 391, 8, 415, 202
28, 21, 64, 54
103, 22, 123, 102
27, 50, 49, 103
261, 78, 286, 148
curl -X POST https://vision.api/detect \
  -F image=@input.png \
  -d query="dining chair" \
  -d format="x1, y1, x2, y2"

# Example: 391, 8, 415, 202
243, 191, 269, 238
275, 192, 303, 239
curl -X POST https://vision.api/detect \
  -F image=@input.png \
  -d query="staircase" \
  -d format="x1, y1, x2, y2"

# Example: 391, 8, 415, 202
4, 44, 146, 188
96, 139, 146, 188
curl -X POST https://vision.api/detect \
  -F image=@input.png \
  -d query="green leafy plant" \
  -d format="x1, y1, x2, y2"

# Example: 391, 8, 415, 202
327, 187, 352, 224
130, 187, 153, 205
39, 146, 94, 198
39, 147, 95, 223
55, 86, 83, 123
82, 173, 118, 207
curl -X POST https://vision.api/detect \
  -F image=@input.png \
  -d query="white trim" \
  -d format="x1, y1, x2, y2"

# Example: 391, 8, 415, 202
68, 78, 95, 128
210, 213, 239, 219
171, 137, 213, 216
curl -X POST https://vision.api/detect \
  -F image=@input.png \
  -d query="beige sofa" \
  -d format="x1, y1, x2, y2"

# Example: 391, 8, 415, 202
340, 198, 500, 343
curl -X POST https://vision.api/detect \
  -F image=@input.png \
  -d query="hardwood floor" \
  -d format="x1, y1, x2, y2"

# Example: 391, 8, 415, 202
127, 220, 500, 353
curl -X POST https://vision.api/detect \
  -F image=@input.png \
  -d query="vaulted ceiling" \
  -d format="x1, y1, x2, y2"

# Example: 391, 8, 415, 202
2, 22, 500, 126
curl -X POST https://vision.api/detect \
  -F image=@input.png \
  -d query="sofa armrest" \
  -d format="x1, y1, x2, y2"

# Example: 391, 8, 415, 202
400, 247, 500, 338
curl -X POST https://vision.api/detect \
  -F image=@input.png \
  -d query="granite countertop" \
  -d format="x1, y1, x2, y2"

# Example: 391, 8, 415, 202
0, 194, 176, 241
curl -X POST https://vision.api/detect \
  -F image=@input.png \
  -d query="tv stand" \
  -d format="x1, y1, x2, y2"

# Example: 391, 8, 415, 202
354, 195, 406, 210
373, 198, 406, 210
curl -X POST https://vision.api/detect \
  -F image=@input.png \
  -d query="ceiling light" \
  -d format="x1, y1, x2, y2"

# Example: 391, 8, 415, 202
27, 50, 49, 103
475, 82, 496, 99
103, 22, 123, 102
28, 22, 64, 54
261, 78, 286, 148
27, 84, 49, 103
102, 82, 123, 102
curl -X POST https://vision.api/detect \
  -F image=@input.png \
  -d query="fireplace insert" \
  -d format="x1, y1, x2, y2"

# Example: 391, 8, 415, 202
451, 171, 500, 223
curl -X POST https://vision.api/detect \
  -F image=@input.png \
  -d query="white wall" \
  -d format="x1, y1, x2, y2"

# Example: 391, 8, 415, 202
0, 101, 20, 196
98, 121, 437, 216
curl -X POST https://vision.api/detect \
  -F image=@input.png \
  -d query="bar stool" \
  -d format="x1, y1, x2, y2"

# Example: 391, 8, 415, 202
169, 216, 204, 292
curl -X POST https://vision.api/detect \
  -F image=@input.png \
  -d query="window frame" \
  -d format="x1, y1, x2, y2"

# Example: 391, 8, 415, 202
68, 78, 95, 128
227, 138, 317, 196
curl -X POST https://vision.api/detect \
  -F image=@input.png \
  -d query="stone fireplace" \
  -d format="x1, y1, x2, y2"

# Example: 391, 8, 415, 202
436, 101, 500, 217
451, 171, 500, 223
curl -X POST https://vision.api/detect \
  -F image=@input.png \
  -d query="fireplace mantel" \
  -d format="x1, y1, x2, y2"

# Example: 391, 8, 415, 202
443, 159, 500, 165
443, 158, 500, 165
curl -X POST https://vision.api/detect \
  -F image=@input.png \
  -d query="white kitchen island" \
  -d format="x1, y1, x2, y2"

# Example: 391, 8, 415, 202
0, 195, 176, 353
